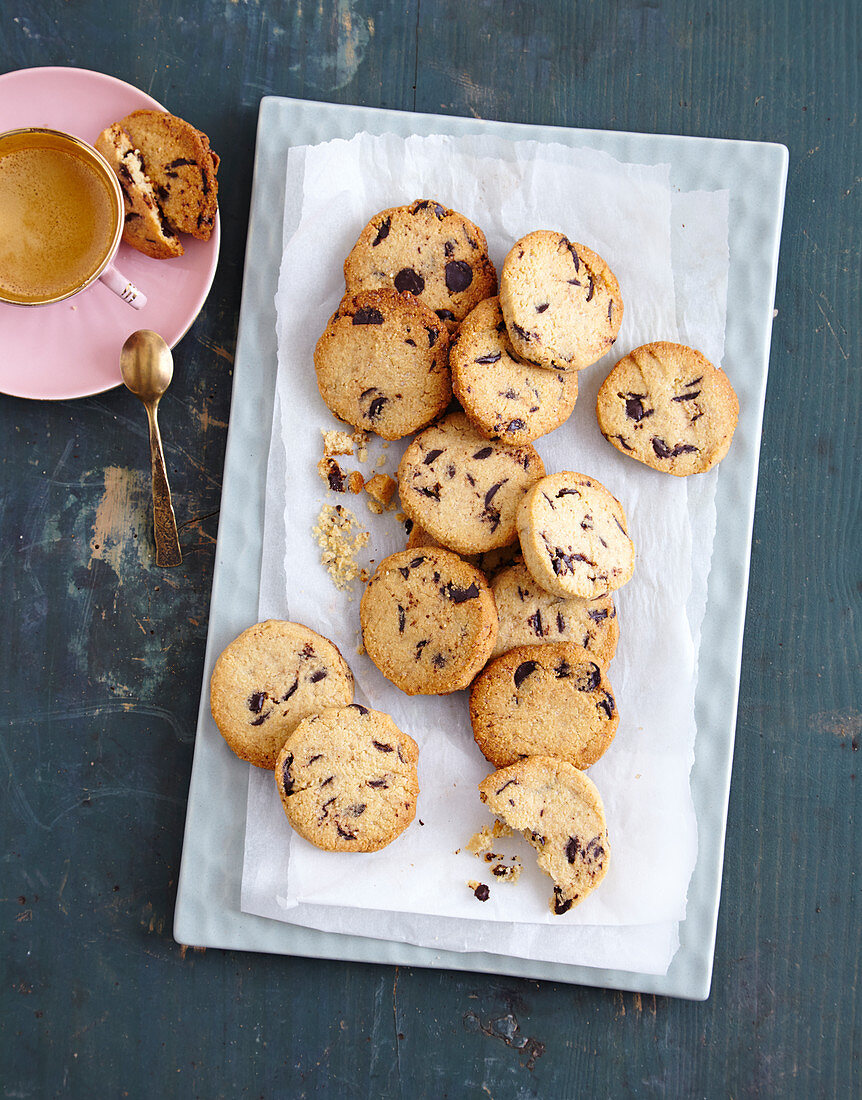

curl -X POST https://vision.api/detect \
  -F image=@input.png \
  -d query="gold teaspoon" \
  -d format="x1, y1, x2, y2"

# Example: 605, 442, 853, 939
120, 330, 182, 568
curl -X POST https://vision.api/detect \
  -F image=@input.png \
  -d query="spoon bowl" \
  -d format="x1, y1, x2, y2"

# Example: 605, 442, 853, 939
120, 329, 174, 401
120, 329, 182, 567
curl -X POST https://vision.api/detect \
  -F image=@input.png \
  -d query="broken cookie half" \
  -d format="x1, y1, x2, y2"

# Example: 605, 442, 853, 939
478, 755, 610, 914
95, 109, 219, 259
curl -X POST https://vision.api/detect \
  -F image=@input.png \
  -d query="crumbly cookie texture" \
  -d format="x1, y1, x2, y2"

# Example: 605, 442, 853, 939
321, 429, 355, 457
116, 109, 218, 240
465, 820, 513, 855
490, 561, 618, 662
517, 472, 635, 599
364, 473, 397, 505
343, 199, 497, 330
397, 410, 545, 556
313, 504, 370, 591
479, 756, 610, 913
360, 547, 498, 696
499, 231, 623, 371
210, 621, 354, 769
451, 296, 579, 444
469, 643, 618, 770
94, 124, 183, 259
314, 288, 452, 440
596, 341, 740, 475
275, 704, 419, 852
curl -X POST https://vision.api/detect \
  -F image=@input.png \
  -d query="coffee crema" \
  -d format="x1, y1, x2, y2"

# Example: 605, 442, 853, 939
0, 133, 118, 304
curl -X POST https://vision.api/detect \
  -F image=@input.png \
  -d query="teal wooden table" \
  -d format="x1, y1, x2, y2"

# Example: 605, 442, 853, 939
2, 2, 858, 1096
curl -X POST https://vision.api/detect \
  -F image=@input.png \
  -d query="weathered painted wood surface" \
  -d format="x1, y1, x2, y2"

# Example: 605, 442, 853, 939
2, 2, 858, 1096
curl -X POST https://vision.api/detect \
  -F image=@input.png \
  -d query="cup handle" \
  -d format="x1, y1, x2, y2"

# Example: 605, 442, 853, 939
99, 261, 147, 310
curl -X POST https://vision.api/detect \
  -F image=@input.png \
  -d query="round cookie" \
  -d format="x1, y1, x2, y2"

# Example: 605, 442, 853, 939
406, 519, 522, 579
210, 620, 354, 769
343, 199, 497, 330
596, 341, 740, 475
450, 297, 579, 444
499, 230, 623, 371
397, 410, 546, 555
360, 547, 498, 695
517, 472, 635, 599
275, 705, 419, 852
490, 561, 618, 661
478, 755, 610, 913
314, 289, 452, 440
470, 643, 618, 770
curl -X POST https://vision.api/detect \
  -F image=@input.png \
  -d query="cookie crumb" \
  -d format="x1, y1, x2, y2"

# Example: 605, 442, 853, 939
351, 430, 370, 463
347, 471, 365, 494
312, 504, 370, 590
356, 643, 366, 656
317, 456, 346, 492
466, 820, 513, 855
322, 429, 354, 457
365, 473, 397, 506
467, 880, 490, 901
367, 499, 384, 515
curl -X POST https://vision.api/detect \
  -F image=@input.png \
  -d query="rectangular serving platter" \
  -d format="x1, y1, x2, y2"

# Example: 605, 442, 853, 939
174, 95, 787, 1000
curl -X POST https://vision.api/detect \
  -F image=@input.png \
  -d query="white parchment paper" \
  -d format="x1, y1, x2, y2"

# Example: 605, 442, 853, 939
242, 133, 729, 975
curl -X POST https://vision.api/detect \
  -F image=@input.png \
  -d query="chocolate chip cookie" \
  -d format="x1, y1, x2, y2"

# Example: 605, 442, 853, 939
397, 410, 545, 555
596, 341, 740, 475
343, 199, 497, 330
499, 230, 623, 371
450, 297, 579, 444
360, 547, 498, 695
479, 755, 610, 913
490, 562, 618, 661
517, 472, 635, 599
470, 643, 618, 769
210, 621, 354, 769
314, 289, 452, 440
275, 704, 419, 852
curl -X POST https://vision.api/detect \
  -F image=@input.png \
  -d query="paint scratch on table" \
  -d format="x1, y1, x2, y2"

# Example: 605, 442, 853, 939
89, 466, 150, 577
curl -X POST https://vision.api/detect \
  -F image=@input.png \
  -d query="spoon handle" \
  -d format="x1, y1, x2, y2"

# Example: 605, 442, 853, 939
145, 403, 182, 568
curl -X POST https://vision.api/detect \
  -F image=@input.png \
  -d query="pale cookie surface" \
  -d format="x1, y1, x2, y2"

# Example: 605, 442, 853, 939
517, 472, 635, 599
118, 109, 218, 240
596, 341, 740, 475
360, 547, 498, 695
500, 230, 623, 371
470, 643, 618, 769
210, 620, 354, 769
314, 289, 452, 440
406, 520, 522, 579
95, 124, 183, 259
490, 562, 618, 661
343, 199, 497, 330
451, 297, 579, 444
275, 705, 419, 852
479, 755, 610, 913
397, 410, 545, 555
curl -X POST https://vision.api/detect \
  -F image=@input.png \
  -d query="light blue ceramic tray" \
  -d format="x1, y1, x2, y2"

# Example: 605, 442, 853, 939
174, 96, 787, 1000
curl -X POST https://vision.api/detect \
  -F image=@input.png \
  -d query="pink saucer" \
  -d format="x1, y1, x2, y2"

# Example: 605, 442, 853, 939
0, 67, 220, 400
